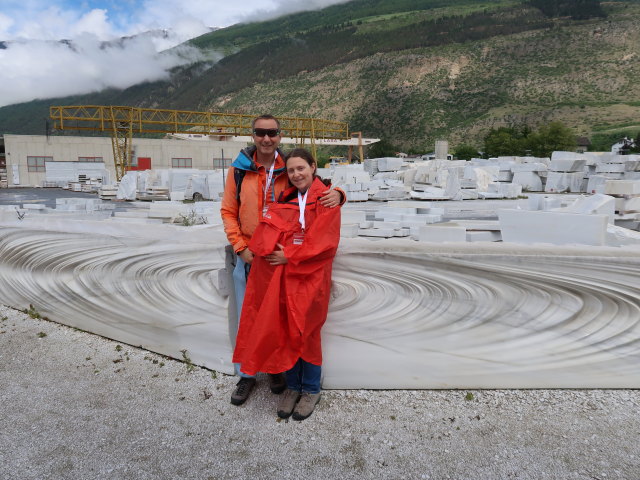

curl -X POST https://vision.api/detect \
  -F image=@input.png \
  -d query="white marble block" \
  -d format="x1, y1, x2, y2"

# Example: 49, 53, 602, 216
497, 171, 514, 182
346, 191, 369, 202
618, 196, 640, 213
466, 231, 502, 242
499, 209, 608, 246
341, 210, 367, 224
549, 159, 587, 172
340, 224, 360, 238
513, 172, 543, 192
358, 228, 395, 237
586, 175, 609, 194
511, 163, 548, 173
373, 221, 401, 229
527, 194, 563, 211
596, 163, 626, 173
624, 160, 640, 171
376, 157, 404, 172
545, 172, 585, 193
605, 180, 640, 196
552, 194, 616, 224
418, 224, 466, 243
488, 183, 523, 198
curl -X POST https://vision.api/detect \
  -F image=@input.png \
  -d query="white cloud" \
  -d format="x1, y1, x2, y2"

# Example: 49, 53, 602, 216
0, 0, 351, 107
241, 0, 350, 23
0, 34, 204, 107
71, 9, 113, 40
0, 12, 15, 39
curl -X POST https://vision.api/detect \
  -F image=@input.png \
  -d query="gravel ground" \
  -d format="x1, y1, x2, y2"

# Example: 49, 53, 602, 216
1, 304, 639, 480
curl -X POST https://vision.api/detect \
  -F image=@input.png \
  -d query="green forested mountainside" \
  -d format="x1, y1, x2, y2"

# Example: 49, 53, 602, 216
189, 0, 522, 52
1, 0, 639, 151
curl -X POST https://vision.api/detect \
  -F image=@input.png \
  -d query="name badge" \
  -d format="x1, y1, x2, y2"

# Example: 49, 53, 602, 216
293, 232, 305, 245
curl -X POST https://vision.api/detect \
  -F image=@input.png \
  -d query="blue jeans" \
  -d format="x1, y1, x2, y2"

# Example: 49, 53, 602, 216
285, 358, 322, 394
233, 254, 255, 379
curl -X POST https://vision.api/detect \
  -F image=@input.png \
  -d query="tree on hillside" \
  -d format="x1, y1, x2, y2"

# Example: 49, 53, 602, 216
527, 0, 606, 20
368, 139, 398, 158
527, 121, 577, 157
454, 144, 480, 160
483, 127, 528, 157
631, 131, 640, 154
484, 122, 576, 157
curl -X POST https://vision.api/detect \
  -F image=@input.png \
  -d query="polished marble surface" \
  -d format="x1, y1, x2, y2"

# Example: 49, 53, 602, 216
1, 217, 640, 388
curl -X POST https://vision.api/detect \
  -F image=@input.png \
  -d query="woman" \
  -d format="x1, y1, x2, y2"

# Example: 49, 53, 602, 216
232, 148, 342, 421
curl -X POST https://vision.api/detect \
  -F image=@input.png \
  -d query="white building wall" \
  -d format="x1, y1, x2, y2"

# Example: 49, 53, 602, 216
2, 134, 245, 187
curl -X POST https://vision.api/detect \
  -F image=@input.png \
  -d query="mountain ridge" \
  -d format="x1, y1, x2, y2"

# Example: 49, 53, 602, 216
1, 0, 638, 151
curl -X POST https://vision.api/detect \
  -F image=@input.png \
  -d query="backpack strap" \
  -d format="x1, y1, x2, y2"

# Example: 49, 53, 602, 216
234, 167, 247, 204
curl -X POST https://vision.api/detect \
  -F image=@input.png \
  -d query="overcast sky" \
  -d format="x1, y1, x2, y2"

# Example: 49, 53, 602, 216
0, 0, 348, 108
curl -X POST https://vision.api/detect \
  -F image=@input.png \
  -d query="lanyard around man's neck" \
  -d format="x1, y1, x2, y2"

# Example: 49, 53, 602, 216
261, 152, 278, 205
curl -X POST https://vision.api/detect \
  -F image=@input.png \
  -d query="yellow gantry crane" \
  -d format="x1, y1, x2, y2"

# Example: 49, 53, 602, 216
49, 105, 350, 181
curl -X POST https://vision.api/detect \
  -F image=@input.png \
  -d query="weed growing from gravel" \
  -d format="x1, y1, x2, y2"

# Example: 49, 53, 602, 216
465, 392, 475, 401
211, 371, 217, 380
1, 316, 7, 322
115, 345, 123, 352
25, 305, 41, 319
176, 211, 207, 226
180, 349, 196, 373
37, 331, 47, 338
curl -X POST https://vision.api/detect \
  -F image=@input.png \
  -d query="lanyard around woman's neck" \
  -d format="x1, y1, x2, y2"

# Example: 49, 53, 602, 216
297, 189, 309, 230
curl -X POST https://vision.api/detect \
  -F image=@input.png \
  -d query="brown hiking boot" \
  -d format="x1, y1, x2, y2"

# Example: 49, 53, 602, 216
230, 377, 256, 406
277, 389, 301, 419
292, 392, 321, 421
268, 373, 286, 394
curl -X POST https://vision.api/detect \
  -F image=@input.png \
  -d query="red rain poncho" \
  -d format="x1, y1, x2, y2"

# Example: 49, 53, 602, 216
232, 177, 341, 375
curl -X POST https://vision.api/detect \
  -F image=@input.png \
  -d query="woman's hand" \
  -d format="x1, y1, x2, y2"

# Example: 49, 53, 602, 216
265, 243, 288, 265
319, 188, 341, 208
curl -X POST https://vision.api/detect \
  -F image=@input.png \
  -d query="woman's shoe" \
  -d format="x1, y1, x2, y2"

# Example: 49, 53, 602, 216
292, 392, 321, 421
277, 389, 301, 418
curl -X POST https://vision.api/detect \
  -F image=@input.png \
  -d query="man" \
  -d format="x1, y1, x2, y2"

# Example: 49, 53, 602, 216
221, 114, 344, 406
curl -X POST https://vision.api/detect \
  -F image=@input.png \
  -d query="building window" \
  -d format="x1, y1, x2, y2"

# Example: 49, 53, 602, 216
212, 157, 231, 170
172, 157, 192, 168
78, 156, 103, 163
27, 156, 50, 172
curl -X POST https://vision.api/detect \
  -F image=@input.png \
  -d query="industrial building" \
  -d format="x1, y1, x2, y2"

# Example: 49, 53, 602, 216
0, 134, 244, 188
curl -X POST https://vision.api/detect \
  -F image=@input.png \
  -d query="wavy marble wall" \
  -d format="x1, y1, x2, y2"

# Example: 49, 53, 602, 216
1, 218, 640, 388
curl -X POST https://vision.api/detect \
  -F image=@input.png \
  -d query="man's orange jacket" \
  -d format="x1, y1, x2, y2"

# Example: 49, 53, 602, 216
220, 146, 289, 254
232, 177, 341, 375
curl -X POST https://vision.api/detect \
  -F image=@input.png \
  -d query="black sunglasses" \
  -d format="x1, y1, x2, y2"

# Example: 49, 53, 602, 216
253, 128, 280, 138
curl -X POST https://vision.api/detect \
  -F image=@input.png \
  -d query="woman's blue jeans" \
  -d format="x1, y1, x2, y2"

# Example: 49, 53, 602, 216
285, 358, 321, 394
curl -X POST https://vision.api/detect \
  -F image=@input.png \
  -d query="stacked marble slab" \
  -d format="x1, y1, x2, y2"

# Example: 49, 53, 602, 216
500, 192, 640, 246
115, 169, 225, 202
330, 165, 373, 202
0, 198, 116, 222
355, 205, 443, 238
99, 185, 118, 200
545, 155, 587, 193
341, 202, 505, 242
604, 180, 640, 231
510, 158, 549, 192
326, 153, 640, 204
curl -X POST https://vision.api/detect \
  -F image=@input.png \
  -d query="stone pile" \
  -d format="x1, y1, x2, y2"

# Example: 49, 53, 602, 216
114, 169, 225, 202
328, 153, 640, 204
